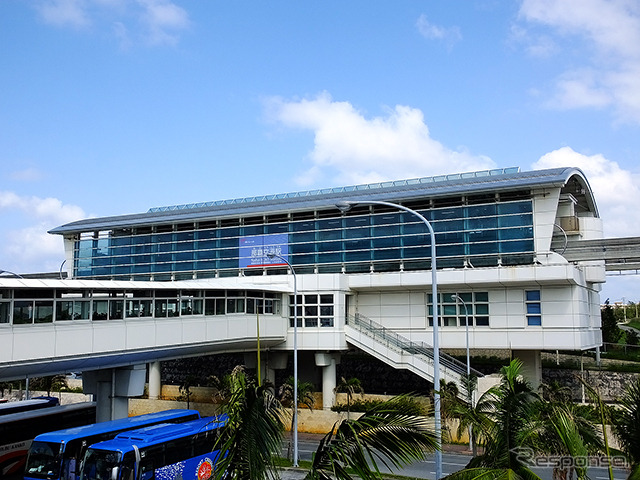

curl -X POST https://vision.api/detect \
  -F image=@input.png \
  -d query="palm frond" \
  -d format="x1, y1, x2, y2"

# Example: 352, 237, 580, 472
307, 395, 438, 480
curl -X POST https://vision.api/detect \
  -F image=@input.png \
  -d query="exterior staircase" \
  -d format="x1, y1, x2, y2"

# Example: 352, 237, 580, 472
344, 313, 483, 398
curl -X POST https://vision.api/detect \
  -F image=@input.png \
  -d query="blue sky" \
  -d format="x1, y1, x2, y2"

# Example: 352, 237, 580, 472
1, 0, 639, 302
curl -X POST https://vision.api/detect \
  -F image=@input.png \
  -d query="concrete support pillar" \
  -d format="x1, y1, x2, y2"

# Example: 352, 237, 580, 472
83, 364, 147, 421
315, 352, 340, 410
512, 349, 542, 391
265, 366, 276, 386
244, 352, 287, 386
148, 361, 161, 400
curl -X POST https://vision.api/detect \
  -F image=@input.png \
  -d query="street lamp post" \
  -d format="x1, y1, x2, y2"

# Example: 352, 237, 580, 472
336, 200, 443, 479
266, 251, 299, 467
451, 294, 472, 451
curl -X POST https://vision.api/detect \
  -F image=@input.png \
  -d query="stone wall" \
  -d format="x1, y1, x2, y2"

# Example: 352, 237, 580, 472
543, 368, 640, 402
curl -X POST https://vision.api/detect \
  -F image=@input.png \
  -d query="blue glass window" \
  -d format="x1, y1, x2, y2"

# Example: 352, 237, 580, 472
72, 196, 536, 279
526, 290, 541, 301
526, 290, 542, 326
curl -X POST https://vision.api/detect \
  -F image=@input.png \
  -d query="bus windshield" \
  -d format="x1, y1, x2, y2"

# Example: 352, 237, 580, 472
25, 441, 62, 479
80, 450, 122, 480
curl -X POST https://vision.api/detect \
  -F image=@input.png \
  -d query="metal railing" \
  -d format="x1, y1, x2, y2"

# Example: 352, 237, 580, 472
347, 312, 483, 378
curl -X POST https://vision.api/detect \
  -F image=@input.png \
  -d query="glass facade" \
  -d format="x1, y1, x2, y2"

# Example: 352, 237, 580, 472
72, 195, 535, 280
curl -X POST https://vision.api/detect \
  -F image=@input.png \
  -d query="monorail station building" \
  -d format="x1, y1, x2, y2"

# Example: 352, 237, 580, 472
0, 166, 604, 420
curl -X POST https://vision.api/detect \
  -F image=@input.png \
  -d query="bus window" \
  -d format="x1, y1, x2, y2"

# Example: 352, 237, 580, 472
80, 450, 121, 480
25, 441, 62, 478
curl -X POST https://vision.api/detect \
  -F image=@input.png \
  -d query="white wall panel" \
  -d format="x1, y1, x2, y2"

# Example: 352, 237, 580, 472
125, 322, 156, 350
12, 327, 55, 361
155, 319, 183, 346
55, 325, 93, 356
93, 323, 126, 352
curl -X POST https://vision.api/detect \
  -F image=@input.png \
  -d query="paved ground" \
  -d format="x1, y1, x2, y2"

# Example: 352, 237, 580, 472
279, 433, 474, 479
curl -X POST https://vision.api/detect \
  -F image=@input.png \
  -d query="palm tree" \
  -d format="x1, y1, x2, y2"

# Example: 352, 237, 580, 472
528, 376, 604, 480
539, 380, 573, 405
445, 358, 543, 480
579, 376, 616, 480
335, 377, 364, 419
279, 376, 316, 410
529, 402, 603, 480
212, 366, 285, 480
439, 379, 461, 421
306, 394, 439, 480
279, 376, 316, 461
450, 376, 497, 457
30, 374, 68, 396
613, 377, 640, 479
178, 374, 198, 409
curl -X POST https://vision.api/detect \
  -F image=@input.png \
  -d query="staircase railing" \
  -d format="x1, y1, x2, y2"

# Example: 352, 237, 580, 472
347, 312, 483, 378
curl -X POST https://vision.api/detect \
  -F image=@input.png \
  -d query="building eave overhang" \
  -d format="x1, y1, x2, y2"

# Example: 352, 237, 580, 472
49, 166, 595, 235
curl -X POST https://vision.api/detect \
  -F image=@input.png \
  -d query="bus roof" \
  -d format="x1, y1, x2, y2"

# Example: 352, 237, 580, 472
0, 396, 59, 415
88, 416, 227, 451
0, 402, 95, 426
33, 409, 199, 443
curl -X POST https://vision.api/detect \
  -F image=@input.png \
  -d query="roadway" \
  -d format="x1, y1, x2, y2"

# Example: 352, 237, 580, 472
279, 434, 630, 480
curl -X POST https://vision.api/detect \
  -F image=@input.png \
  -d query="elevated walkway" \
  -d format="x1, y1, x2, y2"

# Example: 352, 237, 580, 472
555, 236, 640, 273
345, 313, 483, 397
0, 314, 288, 382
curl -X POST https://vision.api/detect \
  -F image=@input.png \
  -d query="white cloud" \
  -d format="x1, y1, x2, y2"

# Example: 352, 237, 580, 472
36, 0, 91, 28
416, 14, 462, 49
518, 0, 640, 123
265, 92, 495, 186
0, 192, 85, 225
549, 68, 613, 109
9, 167, 45, 182
531, 146, 640, 237
137, 0, 190, 46
34, 0, 190, 47
5, 225, 66, 270
0, 192, 86, 273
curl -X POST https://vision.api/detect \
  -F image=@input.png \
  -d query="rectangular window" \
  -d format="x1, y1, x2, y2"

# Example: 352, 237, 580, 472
57, 301, 74, 320
428, 292, 490, 327
289, 293, 334, 328
74, 300, 90, 319
109, 300, 124, 320
92, 300, 109, 320
34, 300, 53, 323
13, 300, 32, 324
0, 302, 9, 324
526, 290, 542, 326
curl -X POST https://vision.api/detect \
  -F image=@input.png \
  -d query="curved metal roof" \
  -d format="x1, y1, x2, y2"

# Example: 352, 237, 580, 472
49, 166, 598, 234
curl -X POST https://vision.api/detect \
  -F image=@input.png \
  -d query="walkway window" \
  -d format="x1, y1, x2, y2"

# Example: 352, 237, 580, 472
0, 301, 9, 324
93, 300, 108, 320
109, 300, 124, 320
2, 287, 282, 324
57, 296, 90, 321
13, 301, 32, 324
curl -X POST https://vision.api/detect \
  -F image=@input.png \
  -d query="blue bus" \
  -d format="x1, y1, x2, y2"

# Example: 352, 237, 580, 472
79, 415, 227, 480
1, 402, 96, 480
24, 410, 201, 480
